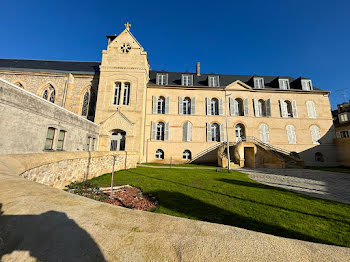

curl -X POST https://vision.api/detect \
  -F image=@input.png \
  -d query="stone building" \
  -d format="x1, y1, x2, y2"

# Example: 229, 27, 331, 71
332, 100, 350, 166
0, 23, 338, 167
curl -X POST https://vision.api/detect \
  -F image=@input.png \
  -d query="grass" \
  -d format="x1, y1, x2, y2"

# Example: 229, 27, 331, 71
140, 162, 218, 168
88, 166, 350, 247
305, 166, 350, 174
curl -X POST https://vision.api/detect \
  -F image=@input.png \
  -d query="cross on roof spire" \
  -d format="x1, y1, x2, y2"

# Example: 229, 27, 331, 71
124, 22, 131, 31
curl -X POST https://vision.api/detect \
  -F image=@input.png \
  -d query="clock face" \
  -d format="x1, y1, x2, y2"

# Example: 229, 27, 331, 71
120, 43, 131, 53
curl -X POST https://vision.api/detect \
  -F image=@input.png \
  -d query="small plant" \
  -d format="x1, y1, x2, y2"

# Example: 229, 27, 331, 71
66, 180, 108, 201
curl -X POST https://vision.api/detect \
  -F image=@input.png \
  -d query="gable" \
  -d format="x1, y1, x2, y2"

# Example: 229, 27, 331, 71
225, 80, 252, 90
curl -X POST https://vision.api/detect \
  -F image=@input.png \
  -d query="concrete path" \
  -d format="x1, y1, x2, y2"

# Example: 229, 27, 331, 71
241, 168, 350, 204
1, 160, 350, 261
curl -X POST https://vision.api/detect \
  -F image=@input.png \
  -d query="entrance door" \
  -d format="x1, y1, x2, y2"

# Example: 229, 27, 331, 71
244, 147, 255, 168
110, 130, 126, 151
235, 124, 245, 142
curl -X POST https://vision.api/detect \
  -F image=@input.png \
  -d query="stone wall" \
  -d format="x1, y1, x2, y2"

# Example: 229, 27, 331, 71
334, 138, 350, 167
0, 151, 138, 189
0, 78, 99, 154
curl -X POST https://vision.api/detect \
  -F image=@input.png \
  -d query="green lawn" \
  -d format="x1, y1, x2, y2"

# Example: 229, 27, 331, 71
88, 166, 350, 247
140, 162, 218, 168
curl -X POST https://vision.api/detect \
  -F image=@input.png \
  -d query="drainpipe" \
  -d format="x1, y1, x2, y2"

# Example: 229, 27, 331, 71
61, 73, 69, 108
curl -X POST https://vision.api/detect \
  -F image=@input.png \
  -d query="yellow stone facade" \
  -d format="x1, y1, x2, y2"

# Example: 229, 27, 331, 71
0, 24, 338, 166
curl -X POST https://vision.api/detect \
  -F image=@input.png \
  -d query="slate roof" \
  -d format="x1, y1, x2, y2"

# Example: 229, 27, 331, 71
0, 58, 100, 74
0, 58, 324, 91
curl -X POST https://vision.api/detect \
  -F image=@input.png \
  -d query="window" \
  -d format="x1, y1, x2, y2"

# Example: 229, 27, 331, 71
339, 113, 349, 123
286, 125, 297, 144
157, 96, 165, 114
254, 77, 264, 89
42, 84, 55, 103
182, 121, 192, 142
56, 130, 66, 150
340, 130, 350, 138
155, 149, 164, 159
310, 125, 321, 144
306, 101, 317, 118
156, 122, 165, 141
86, 137, 91, 151
230, 98, 244, 116
15, 82, 24, 88
44, 127, 55, 150
110, 130, 126, 151
183, 150, 192, 160
113, 82, 121, 105
257, 99, 265, 117
235, 124, 245, 142
279, 79, 290, 90
49, 88, 55, 103
279, 100, 294, 118
81, 90, 90, 116
122, 82, 131, 105
182, 75, 193, 86
259, 124, 270, 144
254, 99, 271, 117
156, 74, 168, 85
208, 76, 219, 87
211, 98, 219, 115
211, 123, 220, 142
315, 152, 324, 162
42, 89, 48, 100
91, 138, 96, 151
183, 97, 191, 114
302, 79, 313, 91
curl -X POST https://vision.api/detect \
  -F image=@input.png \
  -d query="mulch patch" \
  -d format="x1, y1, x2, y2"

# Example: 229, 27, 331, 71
102, 186, 158, 211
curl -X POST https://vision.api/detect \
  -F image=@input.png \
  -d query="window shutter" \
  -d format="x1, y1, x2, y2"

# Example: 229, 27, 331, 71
191, 97, 196, 115
254, 78, 259, 88
218, 98, 224, 115
253, 99, 259, 116
292, 100, 298, 118
156, 74, 160, 85
187, 122, 192, 142
165, 74, 168, 85
229, 97, 234, 116
164, 122, 169, 141
279, 99, 287, 117
312, 102, 317, 118
152, 96, 157, 114
165, 96, 170, 114
336, 132, 341, 138
206, 97, 211, 115
181, 75, 184, 86
259, 125, 265, 142
206, 122, 211, 142
243, 98, 249, 116
183, 122, 187, 141
178, 96, 183, 115
189, 75, 193, 86
265, 99, 271, 117
220, 124, 225, 142
306, 101, 311, 118
151, 121, 156, 140
302, 80, 307, 90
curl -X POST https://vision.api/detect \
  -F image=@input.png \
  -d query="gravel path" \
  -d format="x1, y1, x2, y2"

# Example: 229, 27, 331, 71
240, 168, 350, 204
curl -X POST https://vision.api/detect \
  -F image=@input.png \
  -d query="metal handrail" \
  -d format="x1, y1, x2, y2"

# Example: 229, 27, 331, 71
187, 142, 225, 163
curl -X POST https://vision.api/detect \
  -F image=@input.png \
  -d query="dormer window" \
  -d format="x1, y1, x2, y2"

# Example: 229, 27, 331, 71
279, 79, 290, 90
254, 77, 264, 89
182, 75, 193, 86
301, 79, 313, 91
208, 76, 220, 87
156, 73, 168, 85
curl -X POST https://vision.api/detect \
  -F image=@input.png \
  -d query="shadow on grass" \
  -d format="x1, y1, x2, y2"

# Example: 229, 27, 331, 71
150, 190, 336, 246
125, 170, 350, 225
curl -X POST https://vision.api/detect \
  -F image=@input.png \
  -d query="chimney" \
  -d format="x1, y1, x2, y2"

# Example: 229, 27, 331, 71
196, 62, 200, 76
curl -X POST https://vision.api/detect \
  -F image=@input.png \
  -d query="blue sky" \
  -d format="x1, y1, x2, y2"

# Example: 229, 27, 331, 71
1, 0, 349, 108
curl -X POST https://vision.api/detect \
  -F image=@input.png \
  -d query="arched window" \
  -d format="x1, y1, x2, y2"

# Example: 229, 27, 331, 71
183, 97, 191, 114
286, 124, 297, 144
155, 149, 164, 159
113, 82, 121, 105
306, 101, 317, 118
211, 98, 219, 115
49, 88, 56, 103
15, 82, 24, 89
310, 125, 321, 144
42, 89, 48, 100
183, 150, 192, 160
257, 99, 266, 117
123, 82, 130, 105
157, 96, 166, 114
259, 123, 270, 143
235, 124, 245, 142
182, 121, 192, 142
231, 98, 244, 116
315, 152, 324, 162
110, 130, 126, 151
211, 123, 220, 142
156, 122, 165, 140
81, 90, 90, 116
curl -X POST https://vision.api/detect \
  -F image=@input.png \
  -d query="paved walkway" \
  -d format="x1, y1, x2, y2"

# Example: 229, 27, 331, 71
240, 168, 350, 204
